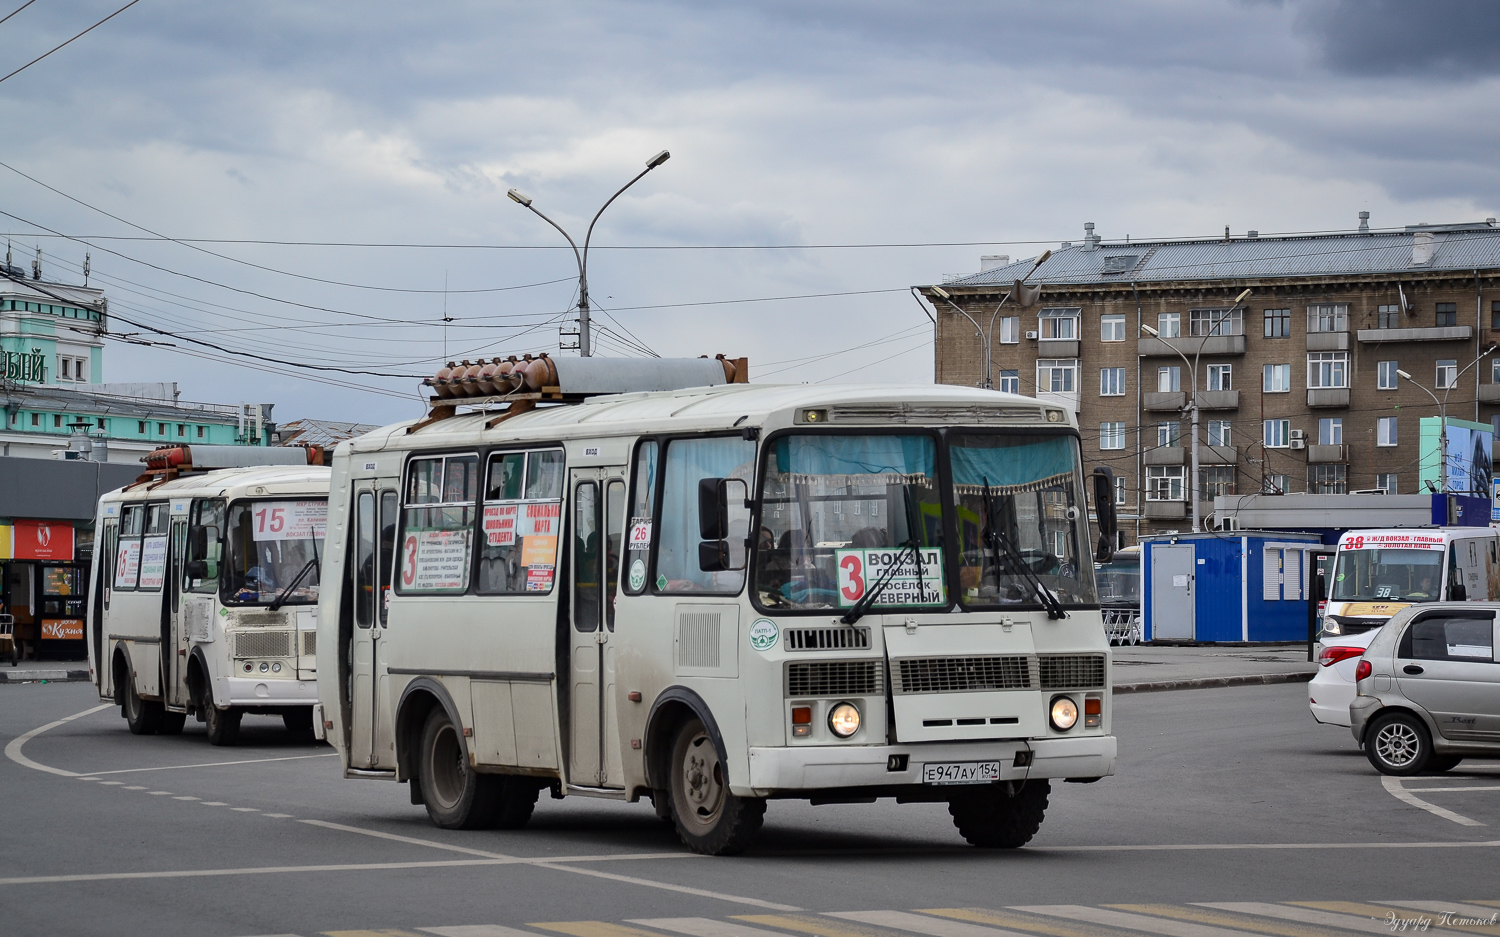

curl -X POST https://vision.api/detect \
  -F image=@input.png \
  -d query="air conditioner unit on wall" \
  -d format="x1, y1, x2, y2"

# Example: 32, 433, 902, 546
1289, 439, 1306, 450
1025, 330, 1039, 340
1289, 429, 1305, 441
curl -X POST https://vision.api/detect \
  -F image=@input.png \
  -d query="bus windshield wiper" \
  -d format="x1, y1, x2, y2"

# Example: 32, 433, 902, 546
981, 478, 1066, 620
268, 557, 319, 612
842, 488, 925, 626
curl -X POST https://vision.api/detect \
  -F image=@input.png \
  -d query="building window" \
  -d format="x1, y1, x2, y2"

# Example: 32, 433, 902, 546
1207, 420, 1232, 447
1037, 359, 1077, 393
176, 424, 185, 437
1190, 307, 1244, 336
1307, 304, 1348, 333
1114, 476, 1127, 505
197, 425, 206, 438
1377, 417, 1398, 447
1039, 307, 1080, 340
1263, 363, 1291, 392
1492, 300, 1500, 330
1146, 465, 1185, 501
31, 412, 39, 426
1376, 473, 1397, 494
1307, 352, 1348, 389
96, 417, 106, 430
1264, 419, 1290, 448
1100, 314, 1126, 342
74, 358, 88, 382
1436, 359, 1457, 389
1200, 466, 1235, 499
53, 414, 62, 428
138, 420, 147, 434
1157, 422, 1181, 447
1309, 464, 1348, 494
60, 358, 70, 379
1378, 360, 1398, 390
1436, 302, 1457, 327
1100, 367, 1126, 396
1100, 422, 1126, 450
1206, 364, 1232, 391
1264, 474, 1291, 495
1157, 366, 1181, 393
1318, 418, 1343, 445
1156, 312, 1181, 338
998, 369, 1019, 394
998, 317, 1020, 344
157, 422, 166, 435
1263, 308, 1290, 338
1377, 304, 1401, 329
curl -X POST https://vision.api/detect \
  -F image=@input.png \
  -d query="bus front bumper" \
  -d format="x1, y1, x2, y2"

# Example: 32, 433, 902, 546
745, 735, 1116, 795
224, 676, 317, 708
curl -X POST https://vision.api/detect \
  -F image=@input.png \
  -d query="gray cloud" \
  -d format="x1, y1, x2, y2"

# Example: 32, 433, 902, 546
1296, 0, 1500, 77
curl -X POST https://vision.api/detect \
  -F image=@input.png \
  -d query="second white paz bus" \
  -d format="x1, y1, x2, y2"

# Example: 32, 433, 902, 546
316, 357, 1117, 855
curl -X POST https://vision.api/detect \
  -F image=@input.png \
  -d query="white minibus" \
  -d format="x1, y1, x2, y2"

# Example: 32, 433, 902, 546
1323, 526, 1500, 639
88, 445, 330, 745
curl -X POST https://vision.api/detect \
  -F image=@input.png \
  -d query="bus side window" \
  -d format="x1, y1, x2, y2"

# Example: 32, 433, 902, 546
574, 482, 601, 631
605, 480, 625, 630
653, 436, 756, 595
378, 490, 398, 625
622, 440, 658, 595
355, 492, 376, 628
114, 504, 145, 592
477, 449, 563, 595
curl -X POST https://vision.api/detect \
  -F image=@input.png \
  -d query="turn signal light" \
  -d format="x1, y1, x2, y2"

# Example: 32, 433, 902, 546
1355, 659, 1372, 682
791, 706, 812, 725
1083, 699, 1102, 715
1319, 646, 1366, 667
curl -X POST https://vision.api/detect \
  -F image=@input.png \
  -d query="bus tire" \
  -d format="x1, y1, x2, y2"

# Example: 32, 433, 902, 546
123, 679, 163, 735
283, 708, 314, 734
667, 718, 764, 856
205, 701, 242, 746
651, 789, 674, 824
949, 779, 1049, 848
491, 777, 540, 830
418, 707, 500, 829
158, 711, 187, 735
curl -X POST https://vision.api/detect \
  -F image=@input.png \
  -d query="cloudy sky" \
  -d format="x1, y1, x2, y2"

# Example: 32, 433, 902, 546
2, 0, 1498, 426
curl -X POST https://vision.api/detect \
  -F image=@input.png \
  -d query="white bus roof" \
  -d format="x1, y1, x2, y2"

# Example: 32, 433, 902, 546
99, 465, 331, 505
341, 383, 1064, 456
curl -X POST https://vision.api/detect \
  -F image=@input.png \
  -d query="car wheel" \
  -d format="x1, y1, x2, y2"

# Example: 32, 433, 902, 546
668, 718, 764, 855
123, 679, 163, 735
1427, 755, 1463, 773
1365, 712, 1432, 776
949, 779, 1050, 848
418, 707, 500, 829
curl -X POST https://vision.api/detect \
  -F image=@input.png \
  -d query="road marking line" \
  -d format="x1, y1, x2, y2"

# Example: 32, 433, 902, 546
536, 863, 800, 911
829, 909, 1035, 937
232, 807, 259, 812
1381, 776, 1485, 826
1290, 903, 1500, 934
419, 926, 547, 937
734, 915, 905, 937
1376, 903, 1500, 922
201, 801, 229, 806
88, 753, 339, 775
1197, 904, 1392, 935
123, 785, 147, 790
98, 781, 124, 786
1106, 904, 1352, 937
323, 929, 428, 936
532, 923, 669, 937
1403, 786, 1500, 793
76, 776, 101, 780
264, 813, 294, 818
173, 796, 200, 801
632, 916, 799, 937
916, 908, 1122, 937
0, 858, 522, 886
299, 819, 515, 859
148, 791, 174, 795
2, 703, 110, 777
1014, 905, 1252, 937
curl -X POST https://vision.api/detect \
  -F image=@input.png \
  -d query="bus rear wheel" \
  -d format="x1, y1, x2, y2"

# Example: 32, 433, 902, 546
123, 679, 163, 735
949, 779, 1049, 848
419, 707, 501, 829
283, 708, 314, 734
158, 711, 187, 735
667, 718, 764, 856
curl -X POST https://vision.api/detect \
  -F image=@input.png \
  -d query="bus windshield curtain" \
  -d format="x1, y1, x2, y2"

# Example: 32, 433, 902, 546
772, 434, 935, 488
950, 436, 1075, 495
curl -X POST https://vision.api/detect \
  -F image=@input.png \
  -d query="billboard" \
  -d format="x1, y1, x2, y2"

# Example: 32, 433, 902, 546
1419, 417, 1494, 499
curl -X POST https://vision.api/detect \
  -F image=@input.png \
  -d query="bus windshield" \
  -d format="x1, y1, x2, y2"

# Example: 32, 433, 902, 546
225, 499, 328, 606
1095, 556, 1140, 606
1331, 548, 1443, 602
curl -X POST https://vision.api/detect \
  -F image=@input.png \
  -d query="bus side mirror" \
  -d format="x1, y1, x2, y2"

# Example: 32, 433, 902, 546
697, 478, 749, 572
1450, 582, 1467, 601
189, 525, 209, 561
1091, 467, 1117, 563
698, 477, 728, 541
185, 560, 208, 580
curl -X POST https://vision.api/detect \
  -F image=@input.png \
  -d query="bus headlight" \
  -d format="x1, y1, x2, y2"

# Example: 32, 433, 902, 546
1049, 695, 1078, 731
828, 702, 861, 738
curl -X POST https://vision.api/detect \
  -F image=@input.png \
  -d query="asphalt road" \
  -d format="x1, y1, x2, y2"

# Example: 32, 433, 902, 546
2, 681, 1496, 937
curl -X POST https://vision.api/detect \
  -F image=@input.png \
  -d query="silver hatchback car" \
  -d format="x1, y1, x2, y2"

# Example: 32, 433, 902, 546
1350, 602, 1500, 775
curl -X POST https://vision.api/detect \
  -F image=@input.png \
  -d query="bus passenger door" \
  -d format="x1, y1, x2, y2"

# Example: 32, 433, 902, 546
164, 517, 190, 709
568, 471, 627, 788
348, 488, 380, 767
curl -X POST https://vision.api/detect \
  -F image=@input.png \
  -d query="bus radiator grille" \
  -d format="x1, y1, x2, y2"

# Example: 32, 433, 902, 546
233, 630, 293, 659
894, 655, 1032, 694
785, 660, 883, 697
1037, 654, 1107, 689
784, 626, 871, 651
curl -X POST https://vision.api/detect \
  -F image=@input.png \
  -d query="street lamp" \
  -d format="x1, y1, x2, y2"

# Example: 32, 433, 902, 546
928, 249, 1053, 390
1140, 288, 1251, 532
507, 149, 671, 357
1397, 342, 1498, 494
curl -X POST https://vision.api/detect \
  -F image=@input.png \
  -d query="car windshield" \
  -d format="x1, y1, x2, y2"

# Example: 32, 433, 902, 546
1095, 557, 1140, 606
225, 499, 328, 606
1330, 548, 1443, 602
756, 434, 943, 611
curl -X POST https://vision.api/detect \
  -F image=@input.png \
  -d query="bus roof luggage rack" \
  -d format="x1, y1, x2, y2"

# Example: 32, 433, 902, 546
129, 444, 325, 488
409, 352, 749, 434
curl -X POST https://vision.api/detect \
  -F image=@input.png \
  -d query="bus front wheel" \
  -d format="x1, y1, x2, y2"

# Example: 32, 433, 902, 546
948, 779, 1049, 848
418, 707, 501, 829
205, 700, 242, 746
123, 679, 163, 735
667, 718, 764, 856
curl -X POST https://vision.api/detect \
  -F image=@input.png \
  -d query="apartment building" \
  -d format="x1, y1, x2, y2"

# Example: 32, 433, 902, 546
919, 217, 1500, 540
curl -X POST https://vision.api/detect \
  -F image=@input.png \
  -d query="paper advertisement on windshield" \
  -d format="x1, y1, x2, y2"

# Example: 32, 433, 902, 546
251, 501, 327, 542
836, 547, 945, 607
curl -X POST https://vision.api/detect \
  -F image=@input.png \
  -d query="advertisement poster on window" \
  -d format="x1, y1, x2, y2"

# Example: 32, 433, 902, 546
482, 504, 518, 545
404, 529, 471, 591
114, 539, 142, 588
138, 535, 169, 590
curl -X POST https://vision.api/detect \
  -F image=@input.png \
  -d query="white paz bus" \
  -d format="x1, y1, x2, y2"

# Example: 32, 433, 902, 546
87, 445, 331, 745
316, 356, 1118, 854
1323, 526, 1500, 637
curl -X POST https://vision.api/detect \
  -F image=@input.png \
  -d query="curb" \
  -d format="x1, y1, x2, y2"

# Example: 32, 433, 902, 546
0, 670, 90, 684
1114, 671, 1316, 694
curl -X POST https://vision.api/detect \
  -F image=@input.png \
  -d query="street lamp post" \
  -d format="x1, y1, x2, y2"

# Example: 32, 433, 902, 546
1140, 288, 1251, 533
1398, 343, 1497, 494
507, 150, 670, 357
928, 250, 1052, 390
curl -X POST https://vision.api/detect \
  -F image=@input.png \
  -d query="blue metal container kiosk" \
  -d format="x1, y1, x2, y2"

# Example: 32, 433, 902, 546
1142, 531, 1322, 643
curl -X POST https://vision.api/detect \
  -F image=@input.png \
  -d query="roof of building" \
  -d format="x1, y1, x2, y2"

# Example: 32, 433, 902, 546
274, 418, 382, 448
939, 221, 1500, 290
2, 382, 252, 423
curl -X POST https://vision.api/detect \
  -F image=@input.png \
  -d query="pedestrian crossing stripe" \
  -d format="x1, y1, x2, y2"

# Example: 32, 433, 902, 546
299, 903, 1500, 937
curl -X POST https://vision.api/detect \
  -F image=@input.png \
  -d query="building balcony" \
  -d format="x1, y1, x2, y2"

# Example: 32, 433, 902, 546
1200, 445, 1237, 465
1144, 500, 1187, 519
1306, 332, 1350, 351
1145, 446, 1186, 466
1138, 335, 1247, 357
1307, 387, 1350, 408
1143, 391, 1186, 411
1479, 384, 1500, 404
1036, 389, 1080, 413
1037, 339, 1079, 358
1308, 444, 1347, 464
1356, 326, 1474, 343
1196, 390, 1239, 410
